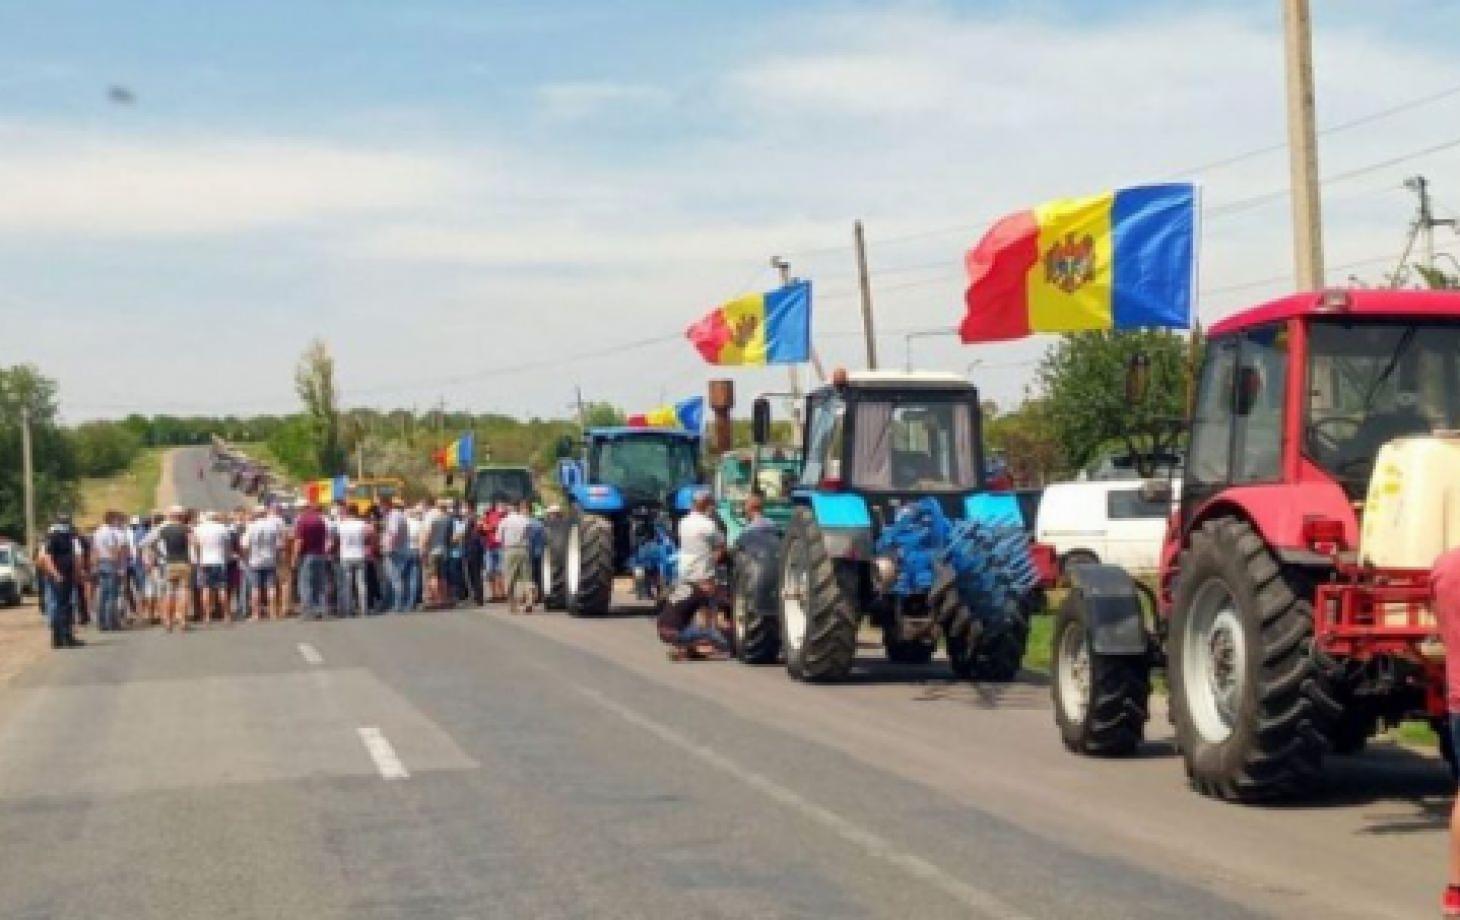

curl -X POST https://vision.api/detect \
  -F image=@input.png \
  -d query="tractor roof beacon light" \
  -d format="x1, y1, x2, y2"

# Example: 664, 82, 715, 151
1316, 289, 1352, 313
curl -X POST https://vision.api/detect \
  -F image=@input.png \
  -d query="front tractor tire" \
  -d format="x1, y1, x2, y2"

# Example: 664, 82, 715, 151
565, 513, 614, 617
1169, 517, 1338, 802
1051, 590, 1151, 756
731, 551, 781, 665
779, 509, 857, 682
540, 520, 568, 611
934, 569, 1029, 683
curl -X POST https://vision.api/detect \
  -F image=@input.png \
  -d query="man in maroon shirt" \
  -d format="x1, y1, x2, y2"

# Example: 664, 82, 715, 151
1434, 546, 1460, 917
294, 505, 331, 620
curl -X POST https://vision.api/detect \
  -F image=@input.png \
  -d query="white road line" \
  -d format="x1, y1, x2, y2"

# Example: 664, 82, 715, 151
356, 727, 410, 780
570, 685, 1030, 920
297, 643, 324, 665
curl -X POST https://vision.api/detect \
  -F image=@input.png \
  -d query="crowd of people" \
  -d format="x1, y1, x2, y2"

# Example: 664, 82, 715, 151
34, 496, 548, 649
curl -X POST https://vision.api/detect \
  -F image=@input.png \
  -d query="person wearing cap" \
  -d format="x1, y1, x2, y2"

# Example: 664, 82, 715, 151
36, 515, 84, 649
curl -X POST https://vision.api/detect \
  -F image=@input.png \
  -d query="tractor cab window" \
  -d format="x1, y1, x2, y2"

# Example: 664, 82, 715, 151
1232, 324, 1288, 483
718, 456, 752, 501
1306, 319, 1460, 495
800, 399, 845, 488
850, 399, 977, 492
590, 435, 699, 501
1187, 337, 1237, 486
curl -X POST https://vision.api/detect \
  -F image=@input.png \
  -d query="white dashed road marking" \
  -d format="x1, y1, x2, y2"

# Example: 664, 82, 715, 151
571, 684, 1030, 920
297, 643, 323, 665
356, 727, 409, 780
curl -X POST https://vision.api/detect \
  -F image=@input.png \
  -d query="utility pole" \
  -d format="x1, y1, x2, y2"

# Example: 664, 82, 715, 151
1282, 0, 1325, 289
771, 256, 804, 446
1401, 175, 1456, 278
20, 406, 35, 555
853, 220, 879, 369
574, 386, 586, 434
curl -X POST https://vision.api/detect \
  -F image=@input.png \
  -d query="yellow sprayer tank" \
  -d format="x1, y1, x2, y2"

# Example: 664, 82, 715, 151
1360, 434, 1460, 570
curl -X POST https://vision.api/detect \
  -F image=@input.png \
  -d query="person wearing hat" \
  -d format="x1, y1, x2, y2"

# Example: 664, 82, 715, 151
35, 514, 84, 649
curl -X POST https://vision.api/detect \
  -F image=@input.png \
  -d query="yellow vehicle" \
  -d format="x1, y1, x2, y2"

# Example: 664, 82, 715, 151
347, 478, 404, 514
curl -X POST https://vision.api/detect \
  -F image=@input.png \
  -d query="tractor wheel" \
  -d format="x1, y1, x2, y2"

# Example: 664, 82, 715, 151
1169, 517, 1339, 802
933, 568, 1028, 683
1051, 589, 1150, 756
883, 635, 936, 665
731, 552, 781, 665
779, 508, 857, 682
565, 514, 614, 617
540, 518, 568, 611
1327, 703, 1375, 756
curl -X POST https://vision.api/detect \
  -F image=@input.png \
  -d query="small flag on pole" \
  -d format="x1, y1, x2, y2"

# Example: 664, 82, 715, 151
626, 396, 704, 432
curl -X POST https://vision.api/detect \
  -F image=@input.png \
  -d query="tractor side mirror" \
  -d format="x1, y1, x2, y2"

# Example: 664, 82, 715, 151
1234, 366, 1262, 417
751, 398, 771, 445
1125, 352, 1151, 405
555, 435, 574, 459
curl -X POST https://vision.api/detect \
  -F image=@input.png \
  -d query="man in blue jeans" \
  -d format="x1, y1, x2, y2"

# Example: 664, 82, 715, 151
92, 512, 127, 632
37, 516, 84, 649
293, 504, 332, 620
381, 498, 412, 612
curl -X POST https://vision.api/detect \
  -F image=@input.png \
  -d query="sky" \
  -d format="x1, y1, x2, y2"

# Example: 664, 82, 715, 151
4, 0, 1460, 422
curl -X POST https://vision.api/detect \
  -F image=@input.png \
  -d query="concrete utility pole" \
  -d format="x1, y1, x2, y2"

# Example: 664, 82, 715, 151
771, 256, 804, 446
853, 220, 879, 369
1282, 0, 1325, 289
21, 406, 35, 554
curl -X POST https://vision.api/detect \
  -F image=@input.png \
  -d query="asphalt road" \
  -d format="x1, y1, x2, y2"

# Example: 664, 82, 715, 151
163, 445, 255, 512
0, 593, 1447, 919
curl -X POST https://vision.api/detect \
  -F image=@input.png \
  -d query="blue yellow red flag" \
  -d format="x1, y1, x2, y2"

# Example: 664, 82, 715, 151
686, 281, 811, 366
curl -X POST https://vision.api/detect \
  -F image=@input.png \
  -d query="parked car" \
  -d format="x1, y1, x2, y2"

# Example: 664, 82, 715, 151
0, 540, 37, 606
1035, 478, 1177, 575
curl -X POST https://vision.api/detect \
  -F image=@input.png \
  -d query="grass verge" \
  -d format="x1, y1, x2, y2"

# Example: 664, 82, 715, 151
77, 447, 165, 525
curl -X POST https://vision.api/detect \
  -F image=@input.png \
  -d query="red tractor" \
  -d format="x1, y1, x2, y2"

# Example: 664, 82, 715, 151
1051, 289, 1460, 801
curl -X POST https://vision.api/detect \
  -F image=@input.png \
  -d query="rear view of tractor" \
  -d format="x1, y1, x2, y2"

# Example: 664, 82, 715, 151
542, 428, 702, 616
735, 370, 1045, 681
713, 445, 800, 543
1052, 289, 1460, 801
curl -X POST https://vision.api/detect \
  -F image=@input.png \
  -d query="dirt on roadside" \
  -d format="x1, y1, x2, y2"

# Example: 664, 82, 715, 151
0, 598, 49, 685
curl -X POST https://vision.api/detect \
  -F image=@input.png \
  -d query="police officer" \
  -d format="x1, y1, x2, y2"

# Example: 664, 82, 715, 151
36, 514, 85, 649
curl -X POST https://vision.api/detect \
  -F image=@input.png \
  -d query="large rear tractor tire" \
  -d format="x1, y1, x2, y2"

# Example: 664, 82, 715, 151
1169, 517, 1338, 802
779, 508, 857, 682
732, 551, 781, 665
566, 514, 614, 617
1051, 589, 1151, 756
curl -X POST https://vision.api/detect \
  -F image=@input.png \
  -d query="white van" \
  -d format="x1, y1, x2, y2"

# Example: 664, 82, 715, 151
1035, 479, 1177, 575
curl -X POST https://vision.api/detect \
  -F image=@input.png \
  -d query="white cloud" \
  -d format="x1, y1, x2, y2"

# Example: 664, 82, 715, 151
0, 123, 463, 237
535, 81, 671, 120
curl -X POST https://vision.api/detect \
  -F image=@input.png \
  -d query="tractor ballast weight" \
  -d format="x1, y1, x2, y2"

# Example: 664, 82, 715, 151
542, 427, 702, 616
748, 370, 1048, 682
1051, 289, 1460, 801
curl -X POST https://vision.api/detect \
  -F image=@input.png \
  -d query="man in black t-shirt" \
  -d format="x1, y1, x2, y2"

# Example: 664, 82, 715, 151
36, 516, 84, 649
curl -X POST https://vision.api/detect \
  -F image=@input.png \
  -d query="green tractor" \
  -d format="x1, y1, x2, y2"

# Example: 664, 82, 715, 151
466, 464, 538, 511
712, 446, 800, 544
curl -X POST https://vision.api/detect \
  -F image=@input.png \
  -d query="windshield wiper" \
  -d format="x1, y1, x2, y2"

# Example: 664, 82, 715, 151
1361, 327, 1417, 411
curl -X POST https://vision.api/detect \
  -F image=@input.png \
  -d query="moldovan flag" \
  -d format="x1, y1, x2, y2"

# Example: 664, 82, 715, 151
960, 183, 1197, 343
440, 433, 474, 471
627, 396, 704, 432
687, 280, 811, 366
305, 478, 333, 505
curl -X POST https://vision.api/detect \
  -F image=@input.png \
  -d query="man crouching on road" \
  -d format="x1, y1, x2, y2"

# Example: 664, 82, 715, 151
656, 490, 730, 660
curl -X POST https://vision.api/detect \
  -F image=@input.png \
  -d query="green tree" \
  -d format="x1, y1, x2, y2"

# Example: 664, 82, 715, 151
985, 399, 1063, 486
582, 401, 624, 427
0, 365, 78, 540
1036, 329, 1197, 470
294, 339, 344, 476
69, 421, 142, 478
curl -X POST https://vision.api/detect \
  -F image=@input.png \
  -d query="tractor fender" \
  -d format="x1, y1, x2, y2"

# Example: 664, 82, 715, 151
734, 527, 783, 615
1066, 564, 1148, 656
800, 493, 874, 562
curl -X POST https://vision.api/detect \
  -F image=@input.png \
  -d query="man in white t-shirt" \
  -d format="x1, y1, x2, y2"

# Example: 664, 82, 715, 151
336, 504, 373, 617
657, 491, 728, 657
192, 511, 232, 623
243, 506, 285, 620
91, 512, 129, 632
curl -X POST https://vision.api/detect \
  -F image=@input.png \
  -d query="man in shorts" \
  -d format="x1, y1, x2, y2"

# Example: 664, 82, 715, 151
192, 510, 231, 623
497, 500, 533, 613
156, 507, 193, 632
243, 506, 285, 620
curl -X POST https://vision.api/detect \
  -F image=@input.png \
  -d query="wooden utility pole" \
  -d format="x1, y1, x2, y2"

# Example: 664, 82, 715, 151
20, 406, 35, 554
1282, 0, 1325, 289
853, 220, 879, 369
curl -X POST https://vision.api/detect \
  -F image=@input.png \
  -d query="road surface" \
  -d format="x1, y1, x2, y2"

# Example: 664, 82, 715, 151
159, 445, 256, 512
0, 592, 1447, 919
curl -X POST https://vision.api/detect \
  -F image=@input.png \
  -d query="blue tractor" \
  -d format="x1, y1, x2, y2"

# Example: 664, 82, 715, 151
735, 371, 1041, 681
542, 427, 703, 616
